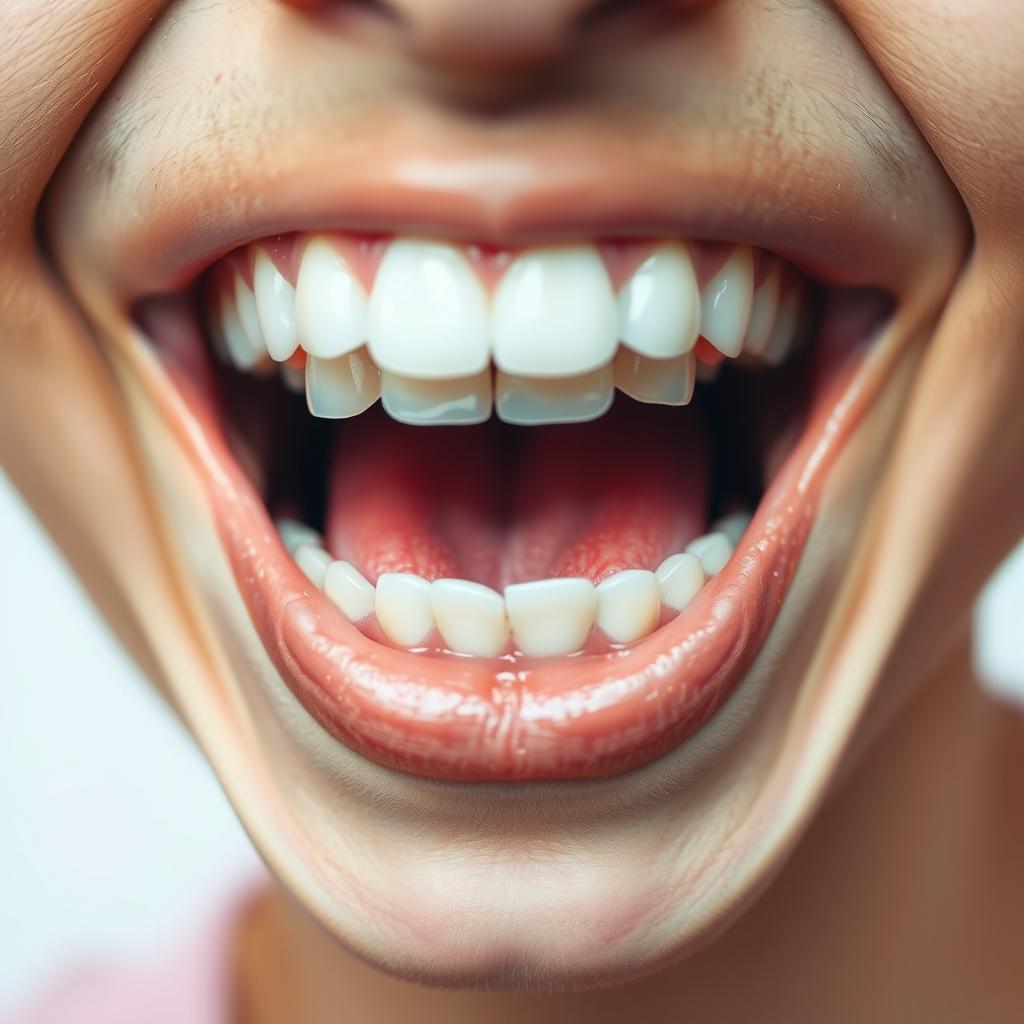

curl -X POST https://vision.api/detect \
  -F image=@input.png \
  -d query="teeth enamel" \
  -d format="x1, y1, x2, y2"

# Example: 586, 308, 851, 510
305, 348, 381, 419
324, 560, 376, 622
613, 348, 695, 406
504, 578, 597, 657
276, 518, 323, 555
700, 246, 754, 359
380, 370, 492, 425
595, 570, 660, 644
685, 531, 734, 576
253, 250, 299, 362
711, 511, 752, 547
654, 553, 706, 612
295, 237, 369, 359
430, 579, 509, 658
294, 544, 332, 588
374, 573, 435, 647
743, 264, 780, 357
368, 239, 490, 380
234, 274, 267, 355
221, 292, 265, 371
495, 365, 614, 425
492, 245, 618, 378
617, 243, 701, 359
761, 281, 801, 366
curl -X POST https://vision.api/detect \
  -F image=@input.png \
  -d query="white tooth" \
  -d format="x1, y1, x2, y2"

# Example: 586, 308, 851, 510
276, 518, 322, 555
295, 544, 332, 588
253, 250, 299, 362
654, 552, 705, 612
375, 573, 435, 647
495, 365, 614, 425
305, 348, 381, 419
221, 293, 264, 371
492, 245, 617, 378
711, 511, 752, 547
504, 578, 597, 657
617, 243, 700, 359
595, 570, 660, 644
431, 579, 509, 658
324, 560, 376, 622
234, 274, 266, 355
295, 237, 369, 359
280, 364, 306, 394
380, 370, 492, 425
743, 265, 780, 356
613, 348, 695, 406
761, 283, 801, 366
685, 532, 734, 576
700, 246, 754, 359
368, 239, 490, 380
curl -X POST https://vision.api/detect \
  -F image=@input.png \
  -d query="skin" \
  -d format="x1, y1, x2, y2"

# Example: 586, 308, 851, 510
1, 0, 1023, 1018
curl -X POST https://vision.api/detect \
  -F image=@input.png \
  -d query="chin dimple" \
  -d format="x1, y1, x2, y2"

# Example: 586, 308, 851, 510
208, 233, 809, 426
276, 512, 751, 660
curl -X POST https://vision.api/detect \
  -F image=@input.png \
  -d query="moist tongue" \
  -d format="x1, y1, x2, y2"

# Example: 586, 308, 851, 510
325, 402, 709, 589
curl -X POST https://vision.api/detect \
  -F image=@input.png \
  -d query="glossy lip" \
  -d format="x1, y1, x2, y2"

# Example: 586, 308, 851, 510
147, 288, 883, 782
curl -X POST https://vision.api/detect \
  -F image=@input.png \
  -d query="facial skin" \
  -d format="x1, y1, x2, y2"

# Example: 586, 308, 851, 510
2, 0, 1024, 1012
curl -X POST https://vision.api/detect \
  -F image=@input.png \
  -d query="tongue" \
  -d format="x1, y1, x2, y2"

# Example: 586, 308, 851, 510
325, 403, 708, 589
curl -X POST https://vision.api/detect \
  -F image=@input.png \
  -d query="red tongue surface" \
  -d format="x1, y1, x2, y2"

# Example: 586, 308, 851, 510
325, 403, 708, 589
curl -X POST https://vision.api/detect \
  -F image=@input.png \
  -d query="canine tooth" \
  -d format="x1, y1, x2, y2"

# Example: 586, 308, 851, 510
305, 348, 381, 419
295, 544, 332, 588
375, 573, 435, 647
380, 370, 492, 425
368, 239, 490, 380
295, 237, 368, 359
700, 246, 753, 358
253, 250, 299, 362
324, 560, 376, 622
743, 265, 781, 356
595, 570, 660, 643
655, 553, 706, 612
712, 511, 752, 547
617, 243, 700, 359
431, 579, 509, 658
613, 348, 695, 406
276, 518, 322, 555
685, 532, 733, 576
492, 245, 617, 378
761, 283, 801, 366
495, 365, 614, 425
280, 364, 306, 394
504, 578, 597, 657
234, 274, 266, 354
221, 293, 264, 371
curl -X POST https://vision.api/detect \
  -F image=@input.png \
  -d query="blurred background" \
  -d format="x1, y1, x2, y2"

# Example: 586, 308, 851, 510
0, 467, 1021, 1015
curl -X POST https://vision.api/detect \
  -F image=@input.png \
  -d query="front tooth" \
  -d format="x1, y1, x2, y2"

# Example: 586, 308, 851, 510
253, 250, 299, 362
495, 365, 614, 425
685, 532, 733, 576
276, 518, 322, 555
306, 348, 381, 418
595, 570, 660, 643
617, 243, 701, 359
654, 552, 705, 612
368, 239, 490, 380
431, 579, 509, 658
220, 293, 264, 371
380, 370, 492, 425
295, 237, 369, 359
234, 274, 267, 355
492, 245, 617, 378
375, 573, 435, 647
295, 544, 332, 588
324, 560, 376, 622
761, 281, 801, 366
743, 265, 781, 356
700, 246, 754, 358
613, 348, 695, 406
504, 578, 597, 657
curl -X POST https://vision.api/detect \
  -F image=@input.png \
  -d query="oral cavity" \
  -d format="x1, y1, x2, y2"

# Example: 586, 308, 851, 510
209, 233, 808, 426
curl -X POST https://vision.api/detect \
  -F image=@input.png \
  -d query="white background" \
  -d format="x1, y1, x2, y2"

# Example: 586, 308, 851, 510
0, 470, 1021, 1014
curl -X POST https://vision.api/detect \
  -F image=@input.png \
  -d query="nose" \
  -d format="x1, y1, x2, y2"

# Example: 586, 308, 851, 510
285, 0, 676, 70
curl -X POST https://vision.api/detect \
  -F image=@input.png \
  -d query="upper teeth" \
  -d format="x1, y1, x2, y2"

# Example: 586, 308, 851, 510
215, 236, 805, 425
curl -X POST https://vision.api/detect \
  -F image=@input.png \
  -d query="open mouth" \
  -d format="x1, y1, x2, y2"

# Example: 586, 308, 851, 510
138, 228, 892, 782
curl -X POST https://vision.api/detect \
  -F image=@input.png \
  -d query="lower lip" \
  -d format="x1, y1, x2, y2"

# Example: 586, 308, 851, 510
153, 348, 876, 783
